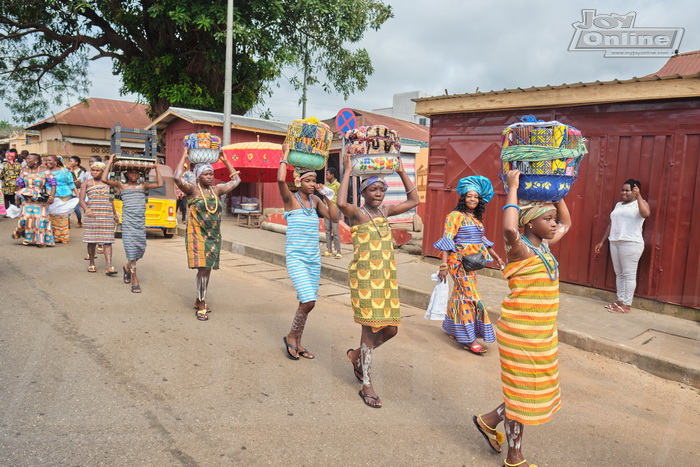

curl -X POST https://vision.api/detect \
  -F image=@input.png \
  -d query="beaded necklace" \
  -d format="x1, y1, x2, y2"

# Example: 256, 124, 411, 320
197, 183, 219, 214
294, 191, 314, 216
521, 234, 559, 281
360, 205, 390, 238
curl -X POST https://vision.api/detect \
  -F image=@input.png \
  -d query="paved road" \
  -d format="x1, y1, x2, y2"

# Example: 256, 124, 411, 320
0, 221, 698, 466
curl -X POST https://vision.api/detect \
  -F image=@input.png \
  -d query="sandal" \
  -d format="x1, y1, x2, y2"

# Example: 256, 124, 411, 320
283, 336, 299, 360
503, 460, 538, 467
131, 285, 142, 293
473, 415, 504, 453
465, 342, 487, 355
106, 267, 118, 276
358, 390, 382, 408
193, 304, 212, 313
297, 348, 315, 359
347, 349, 363, 383
607, 303, 630, 313
195, 309, 208, 321
123, 266, 132, 283
87, 265, 96, 273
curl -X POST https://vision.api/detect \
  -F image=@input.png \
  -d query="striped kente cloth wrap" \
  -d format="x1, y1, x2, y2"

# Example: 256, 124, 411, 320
433, 211, 495, 344
348, 216, 400, 331
82, 183, 115, 244
186, 195, 221, 269
284, 207, 321, 303
120, 186, 147, 261
497, 252, 561, 426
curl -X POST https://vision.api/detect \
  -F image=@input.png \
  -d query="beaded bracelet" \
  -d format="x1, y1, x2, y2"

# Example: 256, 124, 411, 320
502, 204, 521, 212
279, 160, 288, 165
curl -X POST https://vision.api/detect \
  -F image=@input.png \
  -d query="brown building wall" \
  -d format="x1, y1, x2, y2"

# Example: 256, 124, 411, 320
422, 98, 700, 308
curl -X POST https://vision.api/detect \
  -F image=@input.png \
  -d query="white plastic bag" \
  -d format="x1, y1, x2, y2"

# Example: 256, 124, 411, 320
48, 197, 79, 215
6, 204, 21, 218
424, 272, 449, 320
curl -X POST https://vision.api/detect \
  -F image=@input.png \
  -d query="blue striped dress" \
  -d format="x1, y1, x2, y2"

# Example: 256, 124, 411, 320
433, 211, 496, 345
284, 207, 321, 303
120, 185, 146, 261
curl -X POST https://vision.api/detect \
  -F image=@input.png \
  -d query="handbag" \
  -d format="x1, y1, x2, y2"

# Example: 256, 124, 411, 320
460, 252, 486, 272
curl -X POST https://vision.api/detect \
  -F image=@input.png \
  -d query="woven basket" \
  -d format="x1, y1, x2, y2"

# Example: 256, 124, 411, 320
188, 148, 220, 165
112, 155, 156, 174
285, 119, 333, 157
345, 125, 401, 156
350, 154, 399, 176
500, 115, 587, 201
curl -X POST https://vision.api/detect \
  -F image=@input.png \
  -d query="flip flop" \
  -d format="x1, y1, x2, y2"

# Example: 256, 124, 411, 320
297, 348, 315, 359
106, 267, 118, 276
87, 265, 96, 273
283, 336, 299, 360
347, 349, 363, 383
465, 342, 487, 355
607, 303, 630, 313
123, 266, 132, 284
195, 309, 208, 321
472, 415, 504, 453
131, 285, 141, 294
358, 390, 382, 408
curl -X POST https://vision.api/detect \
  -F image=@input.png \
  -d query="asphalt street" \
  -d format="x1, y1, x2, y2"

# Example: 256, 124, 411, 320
0, 220, 698, 466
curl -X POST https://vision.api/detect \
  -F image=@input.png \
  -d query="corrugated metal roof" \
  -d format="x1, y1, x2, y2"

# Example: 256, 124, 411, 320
414, 72, 700, 103
148, 107, 288, 134
27, 98, 151, 131
647, 50, 700, 77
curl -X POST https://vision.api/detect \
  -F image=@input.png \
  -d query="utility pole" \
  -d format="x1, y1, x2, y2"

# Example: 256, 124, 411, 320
301, 36, 309, 119
223, 0, 234, 146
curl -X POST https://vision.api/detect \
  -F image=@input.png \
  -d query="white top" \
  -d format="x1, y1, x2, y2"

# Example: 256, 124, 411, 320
609, 200, 645, 243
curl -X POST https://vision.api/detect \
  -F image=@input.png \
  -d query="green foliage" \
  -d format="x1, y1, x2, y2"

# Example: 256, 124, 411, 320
0, 0, 393, 124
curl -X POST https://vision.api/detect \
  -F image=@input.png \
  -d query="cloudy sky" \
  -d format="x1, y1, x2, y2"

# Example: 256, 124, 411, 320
2, 0, 699, 126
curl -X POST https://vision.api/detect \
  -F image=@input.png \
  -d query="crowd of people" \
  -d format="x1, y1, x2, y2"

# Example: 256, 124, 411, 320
2, 144, 651, 467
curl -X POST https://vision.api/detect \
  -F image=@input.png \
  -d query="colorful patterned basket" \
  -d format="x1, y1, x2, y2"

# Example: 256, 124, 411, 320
500, 115, 587, 202
284, 117, 332, 170
350, 154, 400, 176
183, 131, 221, 164
345, 125, 401, 176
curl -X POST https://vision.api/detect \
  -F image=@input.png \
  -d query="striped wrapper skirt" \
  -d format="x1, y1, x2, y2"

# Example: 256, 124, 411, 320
497, 253, 561, 426
120, 187, 147, 261
284, 209, 321, 303
83, 184, 115, 244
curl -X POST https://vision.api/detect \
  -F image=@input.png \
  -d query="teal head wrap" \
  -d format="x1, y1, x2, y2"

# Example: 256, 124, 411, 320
456, 175, 494, 204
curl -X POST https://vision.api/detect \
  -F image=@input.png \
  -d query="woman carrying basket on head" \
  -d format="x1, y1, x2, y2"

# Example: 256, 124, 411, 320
338, 152, 420, 409
473, 169, 571, 467
277, 144, 339, 361
102, 156, 163, 293
174, 148, 241, 321
434, 176, 505, 355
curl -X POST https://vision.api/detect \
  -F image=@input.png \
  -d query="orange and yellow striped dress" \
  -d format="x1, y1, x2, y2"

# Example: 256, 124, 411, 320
497, 253, 560, 426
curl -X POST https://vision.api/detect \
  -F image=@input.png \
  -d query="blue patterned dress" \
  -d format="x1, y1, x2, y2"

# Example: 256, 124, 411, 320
120, 185, 147, 261
284, 201, 321, 304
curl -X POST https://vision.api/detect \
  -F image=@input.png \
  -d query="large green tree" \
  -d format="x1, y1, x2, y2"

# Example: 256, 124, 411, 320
0, 0, 393, 124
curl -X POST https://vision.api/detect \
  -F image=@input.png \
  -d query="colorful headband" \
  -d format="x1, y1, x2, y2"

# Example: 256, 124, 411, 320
195, 164, 214, 179
518, 201, 556, 228
360, 176, 387, 192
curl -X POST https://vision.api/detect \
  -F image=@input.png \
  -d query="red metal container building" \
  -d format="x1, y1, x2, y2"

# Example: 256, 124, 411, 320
415, 71, 700, 309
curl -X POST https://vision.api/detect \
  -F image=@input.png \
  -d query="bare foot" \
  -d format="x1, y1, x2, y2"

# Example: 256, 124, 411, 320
347, 349, 363, 382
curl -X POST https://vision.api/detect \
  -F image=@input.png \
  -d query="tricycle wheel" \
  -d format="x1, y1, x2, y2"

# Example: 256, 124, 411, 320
163, 228, 173, 238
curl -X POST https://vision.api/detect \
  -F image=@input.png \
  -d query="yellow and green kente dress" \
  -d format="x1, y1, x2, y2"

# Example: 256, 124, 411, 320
348, 212, 400, 332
